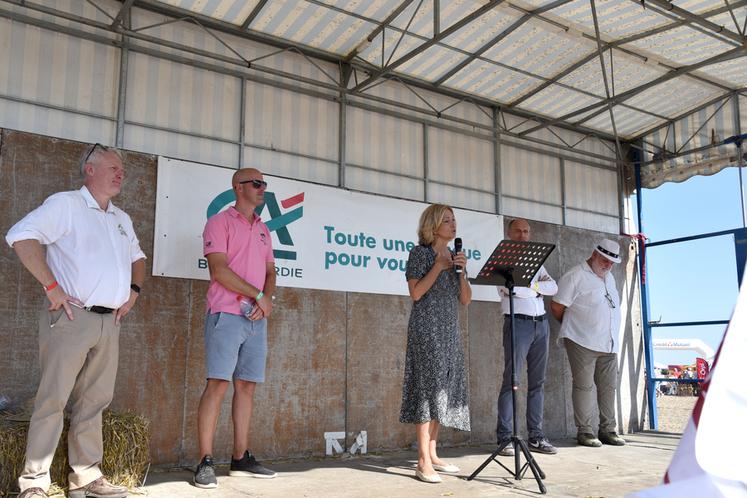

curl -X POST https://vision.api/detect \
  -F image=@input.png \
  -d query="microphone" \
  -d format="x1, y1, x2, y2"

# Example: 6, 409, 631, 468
454, 237, 463, 273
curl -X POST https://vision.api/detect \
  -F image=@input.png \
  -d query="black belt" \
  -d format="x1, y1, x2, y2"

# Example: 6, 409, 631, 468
85, 306, 115, 314
508, 313, 546, 322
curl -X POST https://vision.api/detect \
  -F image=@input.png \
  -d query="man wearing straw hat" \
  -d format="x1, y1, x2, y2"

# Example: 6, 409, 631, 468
551, 239, 626, 448
6, 143, 144, 498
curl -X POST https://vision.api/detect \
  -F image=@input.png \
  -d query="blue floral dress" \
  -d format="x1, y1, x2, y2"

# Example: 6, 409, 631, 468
399, 245, 470, 431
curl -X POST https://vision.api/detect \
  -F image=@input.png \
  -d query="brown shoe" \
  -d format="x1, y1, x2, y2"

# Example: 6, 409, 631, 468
599, 431, 626, 446
18, 488, 48, 498
577, 432, 603, 447
68, 477, 128, 498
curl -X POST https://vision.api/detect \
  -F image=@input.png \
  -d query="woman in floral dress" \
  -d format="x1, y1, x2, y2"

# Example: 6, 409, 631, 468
400, 204, 472, 483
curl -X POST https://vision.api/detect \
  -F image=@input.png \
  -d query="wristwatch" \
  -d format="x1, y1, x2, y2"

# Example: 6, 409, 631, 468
130, 283, 141, 294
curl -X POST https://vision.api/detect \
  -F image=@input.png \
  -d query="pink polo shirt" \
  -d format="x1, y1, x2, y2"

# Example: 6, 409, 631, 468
203, 206, 274, 315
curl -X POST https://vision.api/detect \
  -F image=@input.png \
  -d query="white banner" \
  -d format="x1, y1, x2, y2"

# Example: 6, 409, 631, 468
153, 157, 502, 301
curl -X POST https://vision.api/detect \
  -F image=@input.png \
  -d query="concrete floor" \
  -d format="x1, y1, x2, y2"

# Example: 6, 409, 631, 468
141, 431, 680, 497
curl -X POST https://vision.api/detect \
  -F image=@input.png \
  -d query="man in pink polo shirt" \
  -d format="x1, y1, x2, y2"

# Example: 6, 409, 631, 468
194, 168, 277, 489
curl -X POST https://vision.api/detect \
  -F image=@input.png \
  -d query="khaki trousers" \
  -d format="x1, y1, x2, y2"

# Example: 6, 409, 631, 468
563, 338, 618, 435
18, 307, 120, 492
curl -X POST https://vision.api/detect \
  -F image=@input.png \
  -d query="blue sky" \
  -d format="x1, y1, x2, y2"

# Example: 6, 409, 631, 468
640, 166, 743, 367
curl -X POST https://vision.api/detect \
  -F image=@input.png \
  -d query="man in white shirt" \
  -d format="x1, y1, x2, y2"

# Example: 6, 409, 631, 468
550, 239, 625, 448
496, 219, 558, 456
6, 144, 145, 498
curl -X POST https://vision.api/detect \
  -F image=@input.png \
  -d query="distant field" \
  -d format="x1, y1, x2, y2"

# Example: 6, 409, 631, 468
655, 394, 697, 433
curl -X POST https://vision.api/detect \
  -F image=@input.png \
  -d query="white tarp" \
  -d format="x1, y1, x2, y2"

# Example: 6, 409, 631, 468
153, 157, 502, 301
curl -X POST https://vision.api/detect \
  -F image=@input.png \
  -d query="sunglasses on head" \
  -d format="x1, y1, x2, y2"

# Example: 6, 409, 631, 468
83, 143, 104, 165
239, 179, 268, 189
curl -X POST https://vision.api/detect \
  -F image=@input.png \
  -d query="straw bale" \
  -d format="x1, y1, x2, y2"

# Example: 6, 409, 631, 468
0, 409, 149, 496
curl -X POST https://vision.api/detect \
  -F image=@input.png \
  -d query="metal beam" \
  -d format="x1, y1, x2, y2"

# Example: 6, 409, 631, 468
351, 0, 506, 92
589, 0, 625, 236
4, 0, 625, 152
627, 0, 746, 45
348, 97, 618, 169
344, 0, 417, 61
492, 107, 502, 214
433, 0, 439, 36
433, 0, 575, 86
674, 96, 733, 154
734, 91, 746, 226
509, 0, 747, 108
723, 0, 745, 36
129, 0, 679, 135
132, 0, 343, 65
636, 137, 742, 167
348, 69, 622, 145
517, 46, 746, 138
328, 0, 736, 98
111, 0, 135, 28
240, 0, 269, 30
630, 91, 739, 140
509, 51, 600, 108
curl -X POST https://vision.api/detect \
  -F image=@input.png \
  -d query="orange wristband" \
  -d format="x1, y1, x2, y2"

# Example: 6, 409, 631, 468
43, 281, 58, 292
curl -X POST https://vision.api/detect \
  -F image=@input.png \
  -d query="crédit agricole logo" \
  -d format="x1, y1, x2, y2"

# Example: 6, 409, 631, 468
201, 189, 305, 279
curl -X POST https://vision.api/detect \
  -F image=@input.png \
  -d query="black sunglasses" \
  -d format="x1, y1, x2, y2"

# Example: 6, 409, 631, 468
83, 143, 103, 165
239, 179, 268, 189
604, 291, 616, 309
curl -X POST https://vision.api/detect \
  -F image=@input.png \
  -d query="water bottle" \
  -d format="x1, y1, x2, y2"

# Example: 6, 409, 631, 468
236, 295, 257, 321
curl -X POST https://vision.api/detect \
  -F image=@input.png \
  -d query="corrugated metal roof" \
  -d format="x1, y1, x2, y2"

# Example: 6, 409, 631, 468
143, 0, 747, 140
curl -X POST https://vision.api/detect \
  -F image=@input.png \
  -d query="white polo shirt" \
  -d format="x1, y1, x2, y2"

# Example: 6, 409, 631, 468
498, 265, 557, 316
6, 186, 146, 309
553, 261, 621, 354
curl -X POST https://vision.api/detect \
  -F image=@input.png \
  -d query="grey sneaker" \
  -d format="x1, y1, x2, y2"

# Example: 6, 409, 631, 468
577, 432, 603, 447
194, 455, 218, 489
18, 489, 48, 498
68, 477, 128, 498
497, 438, 514, 456
229, 450, 277, 479
599, 431, 626, 446
528, 437, 558, 455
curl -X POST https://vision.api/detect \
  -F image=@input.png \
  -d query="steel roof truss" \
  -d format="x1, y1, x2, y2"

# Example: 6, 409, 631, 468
632, 92, 740, 140
509, 0, 747, 109
240, 0, 269, 30
352, 0, 506, 93
433, 0, 575, 87
628, 0, 745, 45
85, 0, 115, 22
590, 0, 623, 162
112, 0, 135, 28
723, 0, 745, 35
675, 95, 733, 154
344, 0, 417, 61
385, 0, 425, 68
519, 46, 746, 138
4, 0, 623, 147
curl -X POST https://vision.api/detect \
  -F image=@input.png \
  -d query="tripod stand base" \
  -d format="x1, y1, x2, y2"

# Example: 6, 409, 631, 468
467, 436, 547, 494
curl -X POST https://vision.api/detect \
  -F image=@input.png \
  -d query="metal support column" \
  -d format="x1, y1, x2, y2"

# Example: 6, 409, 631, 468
493, 107, 502, 215
560, 158, 567, 225
635, 145, 657, 430
239, 77, 246, 168
115, 13, 130, 147
734, 93, 746, 227
339, 93, 347, 188
423, 122, 429, 201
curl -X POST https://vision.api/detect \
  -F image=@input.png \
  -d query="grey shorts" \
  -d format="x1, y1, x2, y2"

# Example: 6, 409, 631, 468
204, 312, 267, 383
